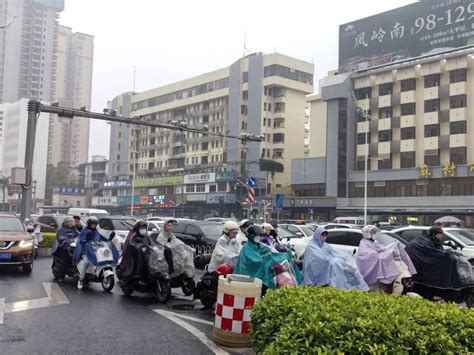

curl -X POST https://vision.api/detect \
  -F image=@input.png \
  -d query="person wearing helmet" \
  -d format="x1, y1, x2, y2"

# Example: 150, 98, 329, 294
73, 216, 112, 289
208, 221, 241, 272
51, 217, 79, 281
73, 216, 83, 233
117, 220, 151, 284
234, 225, 302, 290
260, 223, 276, 246
239, 219, 253, 236
356, 225, 416, 293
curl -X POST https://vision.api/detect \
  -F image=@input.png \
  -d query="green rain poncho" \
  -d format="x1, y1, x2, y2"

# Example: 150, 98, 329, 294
233, 228, 302, 289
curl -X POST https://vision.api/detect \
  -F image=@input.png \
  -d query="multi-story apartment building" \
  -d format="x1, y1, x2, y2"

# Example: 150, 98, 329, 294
0, 0, 64, 104
292, 48, 474, 225
105, 53, 313, 217
48, 25, 94, 167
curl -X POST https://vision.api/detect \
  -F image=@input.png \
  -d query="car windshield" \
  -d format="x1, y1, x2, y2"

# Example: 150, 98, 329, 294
300, 226, 315, 237
277, 227, 300, 238
376, 232, 400, 246
0, 217, 25, 232
111, 219, 135, 230
199, 224, 223, 241
447, 229, 474, 246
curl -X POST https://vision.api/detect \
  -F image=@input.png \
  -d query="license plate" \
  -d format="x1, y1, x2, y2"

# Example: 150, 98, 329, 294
0, 253, 11, 260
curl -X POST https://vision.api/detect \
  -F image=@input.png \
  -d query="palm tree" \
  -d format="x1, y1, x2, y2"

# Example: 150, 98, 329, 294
0, 176, 9, 212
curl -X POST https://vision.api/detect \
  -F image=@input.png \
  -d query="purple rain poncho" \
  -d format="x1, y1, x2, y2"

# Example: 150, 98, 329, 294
356, 239, 417, 286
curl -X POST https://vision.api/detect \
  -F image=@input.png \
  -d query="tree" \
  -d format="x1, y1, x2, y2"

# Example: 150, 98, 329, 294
45, 164, 77, 204
260, 159, 284, 173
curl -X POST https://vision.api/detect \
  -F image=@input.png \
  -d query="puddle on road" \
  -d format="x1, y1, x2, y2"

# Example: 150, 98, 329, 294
0, 325, 25, 343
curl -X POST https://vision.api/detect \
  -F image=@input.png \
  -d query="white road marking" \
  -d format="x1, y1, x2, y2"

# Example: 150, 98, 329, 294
0, 298, 4, 324
153, 309, 229, 355
3, 283, 70, 318
151, 308, 213, 326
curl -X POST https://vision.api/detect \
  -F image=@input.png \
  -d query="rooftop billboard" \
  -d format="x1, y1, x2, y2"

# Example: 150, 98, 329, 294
339, 0, 474, 73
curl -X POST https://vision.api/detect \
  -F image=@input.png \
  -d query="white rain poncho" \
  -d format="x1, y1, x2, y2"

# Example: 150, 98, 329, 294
208, 234, 241, 272
155, 230, 195, 278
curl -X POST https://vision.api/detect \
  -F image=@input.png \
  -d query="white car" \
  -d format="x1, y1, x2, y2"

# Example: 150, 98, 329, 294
147, 221, 163, 237
278, 224, 315, 238
308, 223, 360, 230
290, 228, 402, 262
391, 226, 474, 264
97, 217, 136, 251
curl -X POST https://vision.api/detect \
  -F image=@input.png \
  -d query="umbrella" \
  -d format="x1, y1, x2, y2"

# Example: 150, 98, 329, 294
434, 216, 462, 224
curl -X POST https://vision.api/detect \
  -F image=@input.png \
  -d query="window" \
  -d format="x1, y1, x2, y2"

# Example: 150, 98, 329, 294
203, 115, 209, 123
209, 184, 217, 192
401, 103, 416, 116
357, 133, 370, 145
355, 87, 371, 100
217, 182, 227, 192
326, 231, 362, 247
201, 156, 208, 164
196, 184, 205, 192
263, 64, 313, 84
273, 133, 285, 143
450, 94, 467, 109
401, 127, 416, 140
450, 147, 467, 165
424, 74, 440, 88
424, 149, 440, 166
450, 69, 467, 83
379, 107, 392, 119
274, 102, 285, 113
378, 130, 392, 142
186, 184, 195, 193
357, 109, 371, 122
202, 142, 208, 150
424, 99, 439, 112
379, 83, 393, 96
242, 91, 248, 100
401, 79, 416, 92
450, 121, 467, 134
400, 152, 416, 168
424, 124, 439, 137
241, 105, 247, 115
378, 156, 392, 170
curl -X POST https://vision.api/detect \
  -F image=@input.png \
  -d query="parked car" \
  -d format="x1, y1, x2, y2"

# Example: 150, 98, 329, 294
392, 226, 474, 264
159, 221, 223, 256
308, 223, 359, 230
0, 213, 35, 274
97, 216, 136, 251
279, 224, 316, 238
332, 216, 365, 226
36, 214, 82, 232
147, 221, 163, 237
204, 217, 235, 224
67, 208, 109, 218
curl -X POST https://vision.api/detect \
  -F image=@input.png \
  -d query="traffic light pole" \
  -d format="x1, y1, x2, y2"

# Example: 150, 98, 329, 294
20, 100, 263, 220
21, 101, 40, 222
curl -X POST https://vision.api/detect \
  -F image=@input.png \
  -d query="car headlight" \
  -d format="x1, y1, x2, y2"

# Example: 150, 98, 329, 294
19, 240, 34, 248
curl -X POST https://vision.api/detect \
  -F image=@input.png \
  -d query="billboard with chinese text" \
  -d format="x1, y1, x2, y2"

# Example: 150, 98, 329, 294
339, 0, 474, 73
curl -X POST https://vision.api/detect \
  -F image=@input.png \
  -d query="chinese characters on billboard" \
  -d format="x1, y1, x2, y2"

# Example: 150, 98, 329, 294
339, 0, 474, 73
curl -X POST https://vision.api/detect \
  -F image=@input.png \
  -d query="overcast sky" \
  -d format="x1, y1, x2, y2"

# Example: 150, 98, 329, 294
59, 0, 414, 160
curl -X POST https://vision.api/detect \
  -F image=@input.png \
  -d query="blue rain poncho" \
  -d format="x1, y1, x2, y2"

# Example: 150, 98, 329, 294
302, 226, 369, 291
233, 233, 302, 290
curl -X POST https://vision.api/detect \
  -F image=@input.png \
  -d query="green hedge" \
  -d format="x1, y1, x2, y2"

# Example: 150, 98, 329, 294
38, 232, 56, 248
251, 287, 474, 354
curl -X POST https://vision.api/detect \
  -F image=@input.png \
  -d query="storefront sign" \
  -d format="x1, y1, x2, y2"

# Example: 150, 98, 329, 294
206, 193, 237, 204
134, 175, 184, 188
186, 194, 207, 202
101, 180, 132, 189
117, 195, 140, 206
53, 187, 86, 196
216, 171, 235, 182
184, 173, 215, 184
92, 196, 117, 206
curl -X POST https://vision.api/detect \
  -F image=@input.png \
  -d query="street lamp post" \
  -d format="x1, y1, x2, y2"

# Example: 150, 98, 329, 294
364, 93, 369, 226
129, 147, 137, 217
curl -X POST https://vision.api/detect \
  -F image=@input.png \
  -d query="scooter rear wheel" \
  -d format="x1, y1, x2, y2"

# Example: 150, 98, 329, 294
153, 280, 171, 303
102, 275, 115, 292
121, 287, 134, 296
182, 279, 196, 296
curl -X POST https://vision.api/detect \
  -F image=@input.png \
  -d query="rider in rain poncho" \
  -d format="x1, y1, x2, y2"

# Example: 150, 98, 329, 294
208, 221, 241, 272
233, 225, 302, 290
357, 225, 416, 291
302, 226, 369, 291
